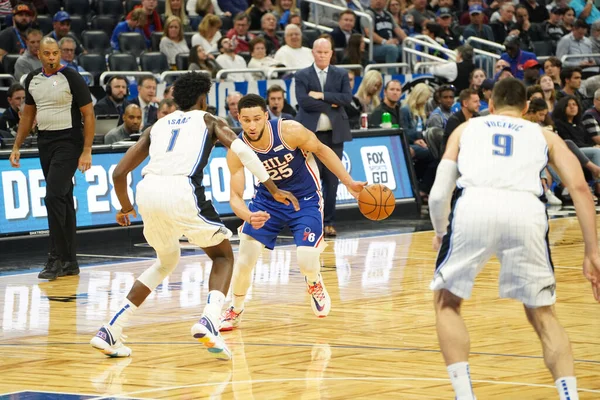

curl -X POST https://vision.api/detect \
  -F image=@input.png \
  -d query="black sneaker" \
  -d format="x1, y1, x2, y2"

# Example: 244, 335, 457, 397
60, 261, 80, 276
38, 259, 63, 280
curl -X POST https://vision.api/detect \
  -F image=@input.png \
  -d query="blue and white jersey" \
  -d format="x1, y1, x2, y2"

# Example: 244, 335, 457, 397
457, 115, 548, 196
241, 118, 321, 199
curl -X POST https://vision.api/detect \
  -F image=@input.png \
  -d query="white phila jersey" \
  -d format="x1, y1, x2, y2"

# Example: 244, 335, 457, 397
456, 115, 548, 196
142, 110, 212, 178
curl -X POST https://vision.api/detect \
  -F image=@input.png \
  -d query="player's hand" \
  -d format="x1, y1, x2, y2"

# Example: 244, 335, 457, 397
432, 234, 443, 251
273, 189, 300, 211
583, 253, 600, 302
248, 211, 270, 229
345, 180, 367, 199
9, 148, 20, 168
116, 207, 137, 226
78, 149, 92, 173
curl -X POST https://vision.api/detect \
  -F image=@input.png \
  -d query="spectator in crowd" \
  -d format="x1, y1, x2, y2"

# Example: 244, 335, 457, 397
469, 68, 486, 91
191, 14, 222, 54
227, 13, 256, 54
526, 97, 553, 126
417, 22, 450, 60
544, 56, 563, 89
514, 4, 548, 51
14, 28, 42, 82
543, 7, 567, 49
494, 65, 514, 80
47, 11, 86, 55
104, 104, 142, 144
260, 13, 282, 55
582, 88, 600, 132
266, 84, 294, 119
556, 66, 586, 106
248, 37, 281, 79
274, 24, 314, 69
539, 74, 557, 113
188, 44, 221, 77
127, 0, 163, 42
0, 3, 34, 61
331, 9, 359, 48
218, 0, 247, 15
491, 3, 519, 44
59, 37, 90, 85
387, 0, 405, 26
437, 8, 461, 50
295, 38, 353, 236
273, 0, 300, 28
341, 33, 368, 70
478, 78, 494, 112
111, 8, 147, 51
156, 98, 178, 119
288, 12, 302, 27
355, 69, 383, 113
344, 69, 363, 128
160, 16, 189, 68
248, 0, 273, 31
500, 36, 537, 80
493, 58, 511, 75
431, 44, 476, 92
310, 0, 344, 28
523, 59, 542, 86
459, 0, 487, 25
215, 37, 252, 81
163, 85, 174, 99
369, 79, 402, 127
562, 6, 576, 34
462, 5, 495, 51
557, 19, 599, 67
164, 0, 191, 31
364, 0, 407, 74
520, 0, 549, 23
527, 84, 544, 101
131, 76, 158, 129
407, 0, 436, 32
427, 85, 455, 130
443, 88, 480, 151
0, 83, 25, 136
187, 0, 231, 18
225, 91, 243, 127
94, 75, 130, 123
401, 83, 437, 197
569, 0, 600, 25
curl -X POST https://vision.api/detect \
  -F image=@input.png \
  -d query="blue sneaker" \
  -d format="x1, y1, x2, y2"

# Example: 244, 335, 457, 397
191, 315, 231, 361
90, 325, 132, 358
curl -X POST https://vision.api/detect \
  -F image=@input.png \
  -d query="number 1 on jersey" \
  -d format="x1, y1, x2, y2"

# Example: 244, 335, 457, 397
166, 129, 180, 152
492, 134, 513, 157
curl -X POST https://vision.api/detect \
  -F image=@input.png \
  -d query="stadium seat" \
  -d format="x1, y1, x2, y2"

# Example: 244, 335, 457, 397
64, 0, 91, 16
3, 54, 20, 76
118, 32, 147, 58
69, 15, 86, 37
90, 15, 118, 35
95, 0, 124, 15
151, 31, 162, 51
184, 31, 194, 49
157, 0, 166, 15
190, 16, 201, 31
176, 52, 189, 70
140, 52, 169, 74
78, 53, 107, 85
302, 29, 321, 48
532, 41, 553, 57
46, 0, 62, 15
125, 0, 142, 13
36, 15, 53, 35
82, 30, 111, 55
108, 53, 138, 71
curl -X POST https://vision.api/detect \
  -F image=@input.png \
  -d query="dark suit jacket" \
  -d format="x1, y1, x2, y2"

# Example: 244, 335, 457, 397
295, 64, 352, 144
330, 27, 357, 49
94, 96, 129, 125
130, 97, 158, 129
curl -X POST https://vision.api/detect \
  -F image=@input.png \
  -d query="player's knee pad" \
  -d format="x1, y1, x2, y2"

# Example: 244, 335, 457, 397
138, 249, 180, 290
297, 246, 322, 278
235, 234, 263, 274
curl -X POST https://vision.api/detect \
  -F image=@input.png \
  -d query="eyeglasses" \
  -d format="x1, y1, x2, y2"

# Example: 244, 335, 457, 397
61, 48, 75, 52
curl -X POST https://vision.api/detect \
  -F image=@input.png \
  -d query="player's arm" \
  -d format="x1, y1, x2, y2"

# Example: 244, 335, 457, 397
205, 113, 299, 210
544, 129, 600, 301
428, 123, 463, 250
284, 120, 365, 199
112, 127, 152, 226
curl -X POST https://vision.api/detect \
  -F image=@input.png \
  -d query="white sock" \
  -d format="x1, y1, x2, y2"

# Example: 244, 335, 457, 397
556, 377, 578, 400
447, 362, 475, 400
203, 290, 225, 321
108, 299, 138, 335
231, 294, 246, 312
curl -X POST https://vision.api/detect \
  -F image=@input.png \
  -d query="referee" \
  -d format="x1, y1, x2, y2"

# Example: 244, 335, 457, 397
9, 37, 95, 280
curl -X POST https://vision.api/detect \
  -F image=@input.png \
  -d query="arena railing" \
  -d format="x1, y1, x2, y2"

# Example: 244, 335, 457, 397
303, 21, 333, 33
364, 62, 410, 74
560, 53, 600, 66
98, 71, 157, 86
215, 68, 268, 80
304, 0, 374, 62
266, 64, 364, 78
465, 36, 505, 53
160, 70, 211, 84
20, 71, 94, 86
0, 74, 16, 84
414, 61, 450, 74
401, 36, 457, 72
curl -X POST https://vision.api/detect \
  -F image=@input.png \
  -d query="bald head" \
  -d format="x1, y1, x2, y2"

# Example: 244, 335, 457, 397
313, 38, 333, 70
39, 37, 61, 70
123, 104, 142, 133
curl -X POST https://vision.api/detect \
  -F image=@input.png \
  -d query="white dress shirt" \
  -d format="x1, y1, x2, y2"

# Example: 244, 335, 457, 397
314, 64, 332, 132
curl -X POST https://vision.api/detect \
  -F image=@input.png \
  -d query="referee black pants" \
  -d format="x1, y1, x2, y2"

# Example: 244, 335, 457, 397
38, 136, 81, 263
315, 131, 344, 226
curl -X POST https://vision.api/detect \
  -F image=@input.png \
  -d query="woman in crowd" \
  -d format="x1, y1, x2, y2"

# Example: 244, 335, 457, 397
355, 70, 383, 113
469, 68, 486, 91
247, 0, 273, 30
341, 33, 368, 73
543, 57, 562, 90
387, 0, 407, 26
539, 74, 557, 113
248, 37, 281, 79
191, 14, 222, 53
562, 7, 575, 35
188, 44, 221, 77
273, 0, 299, 28
160, 16, 190, 69
164, 0, 191, 31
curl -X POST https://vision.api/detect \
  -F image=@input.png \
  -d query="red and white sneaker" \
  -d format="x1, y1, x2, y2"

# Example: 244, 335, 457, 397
220, 306, 243, 332
306, 274, 331, 318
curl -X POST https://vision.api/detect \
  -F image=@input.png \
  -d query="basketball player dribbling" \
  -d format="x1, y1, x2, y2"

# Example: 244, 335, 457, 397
428, 78, 600, 400
219, 94, 365, 330
90, 73, 298, 361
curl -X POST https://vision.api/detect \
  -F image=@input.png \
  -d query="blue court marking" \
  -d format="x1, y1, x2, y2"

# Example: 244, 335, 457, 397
0, 390, 141, 400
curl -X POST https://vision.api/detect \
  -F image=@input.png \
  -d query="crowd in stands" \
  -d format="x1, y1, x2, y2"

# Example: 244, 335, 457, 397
0, 0, 599, 204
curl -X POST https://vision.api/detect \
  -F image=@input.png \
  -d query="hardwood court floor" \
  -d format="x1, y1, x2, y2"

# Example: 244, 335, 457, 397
0, 216, 599, 399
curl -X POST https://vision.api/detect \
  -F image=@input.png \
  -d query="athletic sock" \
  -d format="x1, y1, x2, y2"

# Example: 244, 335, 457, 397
556, 377, 578, 400
447, 362, 475, 400
108, 299, 138, 337
203, 290, 225, 322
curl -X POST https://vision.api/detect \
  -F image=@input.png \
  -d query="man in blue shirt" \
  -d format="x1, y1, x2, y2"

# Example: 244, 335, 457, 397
110, 8, 147, 51
569, 0, 600, 25
500, 35, 537, 80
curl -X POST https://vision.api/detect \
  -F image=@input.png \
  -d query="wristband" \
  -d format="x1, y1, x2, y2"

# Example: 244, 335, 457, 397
120, 207, 134, 214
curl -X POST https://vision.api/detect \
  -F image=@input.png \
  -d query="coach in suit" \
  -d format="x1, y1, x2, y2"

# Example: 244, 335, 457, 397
295, 38, 352, 237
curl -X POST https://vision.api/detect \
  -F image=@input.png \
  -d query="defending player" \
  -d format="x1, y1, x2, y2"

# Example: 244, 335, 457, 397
90, 73, 298, 361
429, 78, 600, 400
220, 94, 365, 330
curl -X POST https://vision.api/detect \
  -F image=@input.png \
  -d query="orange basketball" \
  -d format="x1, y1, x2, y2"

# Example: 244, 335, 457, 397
358, 184, 395, 221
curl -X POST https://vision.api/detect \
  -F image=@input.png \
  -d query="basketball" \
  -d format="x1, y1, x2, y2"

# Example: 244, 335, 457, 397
358, 184, 395, 221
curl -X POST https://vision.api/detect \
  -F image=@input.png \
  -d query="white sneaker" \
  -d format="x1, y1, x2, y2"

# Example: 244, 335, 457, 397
90, 325, 132, 358
306, 274, 331, 318
220, 306, 243, 332
545, 189, 562, 205
191, 315, 232, 361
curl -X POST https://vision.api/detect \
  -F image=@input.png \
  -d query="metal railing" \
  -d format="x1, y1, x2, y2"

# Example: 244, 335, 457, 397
20, 71, 94, 86
408, 35, 457, 61
160, 70, 210, 83
401, 47, 450, 71
215, 68, 267, 80
365, 62, 410, 74
0, 74, 16, 84
99, 71, 156, 85
305, 0, 374, 61
267, 64, 365, 78
303, 21, 333, 33
413, 61, 449, 74
560, 53, 600, 66
465, 36, 505, 52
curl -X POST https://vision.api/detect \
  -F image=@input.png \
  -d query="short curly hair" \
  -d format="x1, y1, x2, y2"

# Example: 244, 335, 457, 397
172, 72, 212, 111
